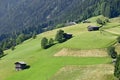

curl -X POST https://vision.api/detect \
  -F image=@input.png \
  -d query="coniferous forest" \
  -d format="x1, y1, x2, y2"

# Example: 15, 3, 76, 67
0, 0, 120, 51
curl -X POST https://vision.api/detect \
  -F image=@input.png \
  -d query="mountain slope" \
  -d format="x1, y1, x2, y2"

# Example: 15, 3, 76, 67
0, 0, 120, 36
0, 16, 120, 80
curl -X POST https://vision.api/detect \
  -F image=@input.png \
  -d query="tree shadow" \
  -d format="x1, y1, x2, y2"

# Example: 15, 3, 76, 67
45, 43, 57, 49
0, 54, 8, 59
25, 65, 30, 69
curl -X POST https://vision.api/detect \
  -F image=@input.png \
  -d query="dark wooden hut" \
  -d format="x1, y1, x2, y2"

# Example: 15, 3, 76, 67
87, 25, 100, 31
63, 33, 73, 39
14, 62, 27, 71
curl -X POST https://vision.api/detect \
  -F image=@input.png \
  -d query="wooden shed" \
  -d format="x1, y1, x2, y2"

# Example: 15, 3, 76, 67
63, 33, 73, 39
14, 62, 27, 71
87, 25, 100, 31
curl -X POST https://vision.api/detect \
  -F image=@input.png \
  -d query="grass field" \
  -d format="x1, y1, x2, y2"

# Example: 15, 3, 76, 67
54, 48, 108, 57
0, 16, 120, 80
50, 64, 114, 80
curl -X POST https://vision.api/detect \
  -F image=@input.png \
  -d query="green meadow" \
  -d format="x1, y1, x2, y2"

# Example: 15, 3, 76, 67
0, 16, 120, 80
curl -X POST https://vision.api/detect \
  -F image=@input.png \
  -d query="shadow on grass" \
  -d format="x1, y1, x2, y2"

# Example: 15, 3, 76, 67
0, 54, 8, 59
25, 65, 31, 69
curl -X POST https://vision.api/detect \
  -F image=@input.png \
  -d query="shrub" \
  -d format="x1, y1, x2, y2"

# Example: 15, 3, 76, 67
49, 38, 54, 46
41, 37, 48, 49
114, 55, 120, 80
107, 47, 117, 59
55, 30, 65, 43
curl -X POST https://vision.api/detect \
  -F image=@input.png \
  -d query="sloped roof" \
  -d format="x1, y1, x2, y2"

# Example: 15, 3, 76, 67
15, 61, 26, 64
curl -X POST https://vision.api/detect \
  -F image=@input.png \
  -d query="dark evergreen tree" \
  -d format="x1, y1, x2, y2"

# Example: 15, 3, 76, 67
11, 46, 15, 51
49, 38, 54, 46
55, 24, 65, 29
2, 41, 7, 50
41, 37, 48, 49
32, 31, 37, 39
0, 48, 3, 56
101, 2, 111, 18
117, 36, 120, 43
107, 47, 117, 59
55, 30, 65, 43
114, 55, 120, 80
16, 33, 25, 45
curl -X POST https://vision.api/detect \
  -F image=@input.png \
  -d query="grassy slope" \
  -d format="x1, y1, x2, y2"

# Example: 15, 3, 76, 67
50, 64, 114, 80
0, 16, 119, 80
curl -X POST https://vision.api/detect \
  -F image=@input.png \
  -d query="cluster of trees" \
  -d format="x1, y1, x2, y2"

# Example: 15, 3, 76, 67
0, 0, 119, 52
96, 18, 110, 26
107, 46, 120, 79
41, 38, 54, 49
0, 21, 53, 51
0, 0, 120, 39
0, 30, 37, 51
101, 0, 120, 18
41, 30, 72, 49
108, 38, 120, 80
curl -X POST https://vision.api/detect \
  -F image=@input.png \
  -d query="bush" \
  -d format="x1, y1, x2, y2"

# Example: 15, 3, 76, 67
117, 36, 120, 43
107, 47, 117, 59
32, 31, 37, 39
41, 37, 48, 49
11, 46, 15, 51
114, 55, 120, 80
49, 38, 54, 46
0, 48, 4, 56
96, 18, 106, 26
55, 24, 65, 29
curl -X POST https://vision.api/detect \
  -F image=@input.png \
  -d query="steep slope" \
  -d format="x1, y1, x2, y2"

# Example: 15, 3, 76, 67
0, 0, 120, 36
0, 16, 120, 80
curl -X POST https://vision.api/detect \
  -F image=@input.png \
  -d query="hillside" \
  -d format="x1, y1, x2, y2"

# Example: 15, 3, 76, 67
0, 0, 120, 37
0, 16, 120, 80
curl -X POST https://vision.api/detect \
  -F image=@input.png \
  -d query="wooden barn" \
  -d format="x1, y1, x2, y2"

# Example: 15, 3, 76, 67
63, 33, 73, 39
14, 62, 27, 71
87, 25, 100, 31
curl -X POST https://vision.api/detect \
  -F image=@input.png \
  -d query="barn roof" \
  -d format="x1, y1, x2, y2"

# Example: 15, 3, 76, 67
15, 61, 26, 64
88, 25, 99, 28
